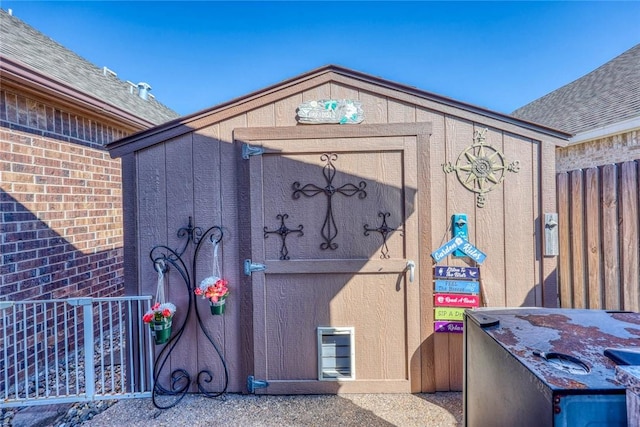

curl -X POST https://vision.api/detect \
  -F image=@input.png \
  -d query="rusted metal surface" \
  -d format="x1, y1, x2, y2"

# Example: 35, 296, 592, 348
467, 308, 640, 391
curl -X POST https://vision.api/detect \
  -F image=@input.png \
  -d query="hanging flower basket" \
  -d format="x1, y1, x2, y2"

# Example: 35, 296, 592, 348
195, 276, 229, 316
143, 302, 176, 344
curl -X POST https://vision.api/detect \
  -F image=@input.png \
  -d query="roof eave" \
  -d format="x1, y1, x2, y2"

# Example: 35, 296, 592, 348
107, 65, 572, 157
568, 115, 640, 145
0, 56, 156, 132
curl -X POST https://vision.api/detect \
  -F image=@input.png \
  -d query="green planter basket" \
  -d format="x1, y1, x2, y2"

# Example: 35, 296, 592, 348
151, 318, 172, 345
210, 299, 226, 315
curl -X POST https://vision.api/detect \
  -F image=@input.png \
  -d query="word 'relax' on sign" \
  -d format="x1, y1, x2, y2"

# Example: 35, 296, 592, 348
431, 237, 486, 264
296, 99, 364, 124
434, 321, 464, 334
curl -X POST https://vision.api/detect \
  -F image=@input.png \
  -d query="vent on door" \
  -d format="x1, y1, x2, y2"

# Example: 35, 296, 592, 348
317, 327, 355, 381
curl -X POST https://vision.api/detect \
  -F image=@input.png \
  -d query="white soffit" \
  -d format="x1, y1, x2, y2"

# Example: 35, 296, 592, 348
569, 115, 640, 145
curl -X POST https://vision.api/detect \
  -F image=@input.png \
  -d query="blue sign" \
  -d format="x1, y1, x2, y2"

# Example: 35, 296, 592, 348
431, 237, 465, 262
435, 280, 480, 294
432, 237, 487, 264
458, 241, 487, 264
433, 266, 480, 280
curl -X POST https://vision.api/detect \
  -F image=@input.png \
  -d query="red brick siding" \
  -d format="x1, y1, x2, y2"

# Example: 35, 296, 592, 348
0, 86, 132, 302
1, 129, 125, 300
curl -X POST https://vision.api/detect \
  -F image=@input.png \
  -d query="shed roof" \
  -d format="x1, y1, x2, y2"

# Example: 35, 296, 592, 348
0, 9, 179, 126
512, 44, 640, 135
107, 64, 571, 157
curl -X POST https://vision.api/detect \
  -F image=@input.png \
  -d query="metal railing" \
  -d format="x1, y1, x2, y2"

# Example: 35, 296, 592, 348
1, 296, 154, 407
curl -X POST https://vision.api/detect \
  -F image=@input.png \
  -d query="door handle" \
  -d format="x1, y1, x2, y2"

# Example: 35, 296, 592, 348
406, 260, 416, 283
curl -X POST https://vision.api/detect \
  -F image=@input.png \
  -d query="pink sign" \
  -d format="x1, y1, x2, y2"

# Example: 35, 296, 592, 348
434, 293, 479, 308
434, 321, 464, 334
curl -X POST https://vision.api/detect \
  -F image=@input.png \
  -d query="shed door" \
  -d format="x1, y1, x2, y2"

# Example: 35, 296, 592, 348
240, 124, 423, 394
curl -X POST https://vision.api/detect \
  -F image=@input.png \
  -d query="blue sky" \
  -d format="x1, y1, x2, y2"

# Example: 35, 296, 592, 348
3, 1, 639, 116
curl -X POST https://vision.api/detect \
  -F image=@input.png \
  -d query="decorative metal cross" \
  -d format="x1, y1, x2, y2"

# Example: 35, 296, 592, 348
364, 212, 399, 259
264, 214, 304, 260
292, 153, 367, 250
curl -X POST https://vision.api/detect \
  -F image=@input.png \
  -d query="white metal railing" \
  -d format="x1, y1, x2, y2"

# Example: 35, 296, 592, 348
0, 296, 154, 407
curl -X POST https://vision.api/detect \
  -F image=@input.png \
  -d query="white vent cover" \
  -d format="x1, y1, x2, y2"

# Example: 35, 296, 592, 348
317, 327, 355, 381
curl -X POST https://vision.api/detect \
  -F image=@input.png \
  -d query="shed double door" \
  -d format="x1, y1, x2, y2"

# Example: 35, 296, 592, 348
238, 123, 425, 394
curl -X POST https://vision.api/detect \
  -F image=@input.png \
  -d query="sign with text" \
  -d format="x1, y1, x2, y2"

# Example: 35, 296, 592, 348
434, 280, 480, 294
434, 307, 465, 321
431, 237, 486, 264
433, 266, 480, 280
458, 241, 487, 264
430, 237, 464, 263
297, 99, 364, 124
434, 293, 479, 308
434, 321, 464, 334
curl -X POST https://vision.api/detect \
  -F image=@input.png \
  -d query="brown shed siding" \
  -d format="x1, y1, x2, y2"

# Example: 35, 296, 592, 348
112, 68, 568, 393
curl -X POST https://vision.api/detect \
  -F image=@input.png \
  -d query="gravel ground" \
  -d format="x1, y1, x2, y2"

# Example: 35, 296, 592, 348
83, 392, 462, 427
3, 324, 462, 427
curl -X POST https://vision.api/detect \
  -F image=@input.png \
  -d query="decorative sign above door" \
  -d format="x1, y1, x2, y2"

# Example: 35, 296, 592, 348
443, 128, 520, 208
297, 99, 364, 124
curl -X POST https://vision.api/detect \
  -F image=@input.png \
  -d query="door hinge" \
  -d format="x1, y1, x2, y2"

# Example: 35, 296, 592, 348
242, 144, 264, 159
247, 375, 269, 394
244, 259, 266, 276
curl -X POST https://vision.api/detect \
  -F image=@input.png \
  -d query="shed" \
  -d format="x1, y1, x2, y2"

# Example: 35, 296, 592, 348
107, 65, 570, 394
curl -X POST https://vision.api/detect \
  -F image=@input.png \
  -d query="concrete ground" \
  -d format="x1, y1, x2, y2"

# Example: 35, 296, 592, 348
83, 392, 463, 427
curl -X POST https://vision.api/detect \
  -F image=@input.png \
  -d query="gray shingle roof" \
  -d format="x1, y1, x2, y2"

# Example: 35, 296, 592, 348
512, 44, 640, 135
0, 10, 179, 125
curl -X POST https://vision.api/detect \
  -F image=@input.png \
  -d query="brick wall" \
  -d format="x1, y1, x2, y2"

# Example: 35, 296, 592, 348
556, 129, 640, 173
0, 88, 128, 150
1, 88, 129, 302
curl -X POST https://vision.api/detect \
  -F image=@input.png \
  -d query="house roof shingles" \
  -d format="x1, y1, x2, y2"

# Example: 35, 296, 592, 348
0, 10, 179, 126
512, 43, 640, 135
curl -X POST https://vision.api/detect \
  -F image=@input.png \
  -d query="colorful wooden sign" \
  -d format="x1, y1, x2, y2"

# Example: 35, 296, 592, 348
297, 99, 364, 124
434, 321, 464, 334
431, 237, 486, 264
431, 237, 464, 262
434, 280, 480, 294
434, 293, 479, 308
458, 240, 487, 264
434, 307, 465, 321
433, 266, 480, 280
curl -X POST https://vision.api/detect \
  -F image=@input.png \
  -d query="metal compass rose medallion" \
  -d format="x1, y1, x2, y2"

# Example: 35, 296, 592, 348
443, 128, 520, 208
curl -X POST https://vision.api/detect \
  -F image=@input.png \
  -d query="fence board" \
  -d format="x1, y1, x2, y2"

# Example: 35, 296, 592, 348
602, 164, 621, 309
557, 173, 571, 307
569, 170, 586, 308
620, 161, 639, 311
558, 161, 639, 311
585, 168, 602, 308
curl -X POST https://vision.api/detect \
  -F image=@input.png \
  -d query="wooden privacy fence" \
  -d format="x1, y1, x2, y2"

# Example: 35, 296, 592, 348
557, 160, 639, 311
